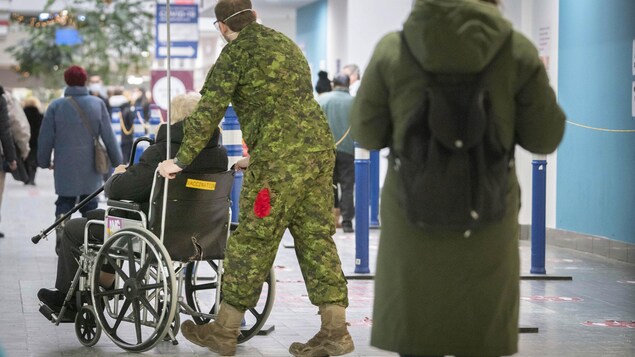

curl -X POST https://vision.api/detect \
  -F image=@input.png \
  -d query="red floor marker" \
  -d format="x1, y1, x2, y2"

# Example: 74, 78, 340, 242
582, 320, 635, 328
522, 295, 583, 302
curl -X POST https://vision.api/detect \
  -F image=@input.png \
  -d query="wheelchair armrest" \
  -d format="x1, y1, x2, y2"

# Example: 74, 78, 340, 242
107, 199, 141, 211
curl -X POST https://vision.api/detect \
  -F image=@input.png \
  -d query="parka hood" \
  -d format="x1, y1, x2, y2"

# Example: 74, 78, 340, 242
403, 0, 513, 74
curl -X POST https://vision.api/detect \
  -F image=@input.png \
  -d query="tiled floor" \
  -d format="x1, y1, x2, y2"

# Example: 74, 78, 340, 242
0, 169, 633, 357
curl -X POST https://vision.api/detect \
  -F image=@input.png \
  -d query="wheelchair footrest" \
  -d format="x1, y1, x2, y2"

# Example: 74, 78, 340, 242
39, 303, 76, 323
39, 303, 55, 322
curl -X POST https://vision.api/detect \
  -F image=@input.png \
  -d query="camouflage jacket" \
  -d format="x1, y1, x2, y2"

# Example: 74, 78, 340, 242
176, 22, 335, 166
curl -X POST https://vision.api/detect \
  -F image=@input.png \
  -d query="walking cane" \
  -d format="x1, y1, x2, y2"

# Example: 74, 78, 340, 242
31, 137, 154, 244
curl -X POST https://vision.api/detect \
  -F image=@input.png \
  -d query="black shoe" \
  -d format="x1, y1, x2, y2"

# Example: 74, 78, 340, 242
37, 288, 66, 312
38, 288, 77, 321
342, 221, 354, 233
0, 232, 4, 238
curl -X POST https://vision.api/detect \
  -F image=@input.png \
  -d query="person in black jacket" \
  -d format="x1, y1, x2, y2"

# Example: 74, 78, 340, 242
22, 97, 43, 185
109, 88, 136, 163
37, 92, 228, 315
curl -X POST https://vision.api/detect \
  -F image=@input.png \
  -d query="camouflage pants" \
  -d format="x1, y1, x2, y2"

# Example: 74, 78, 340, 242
222, 150, 349, 311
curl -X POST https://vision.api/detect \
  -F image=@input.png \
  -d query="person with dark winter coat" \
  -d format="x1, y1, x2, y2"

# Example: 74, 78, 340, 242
315, 70, 332, 95
109, 88, 135, 163
133, 86, 150, 121
22, 97, 43, 185
350, 0, 566, 356
37, 92, 228, 316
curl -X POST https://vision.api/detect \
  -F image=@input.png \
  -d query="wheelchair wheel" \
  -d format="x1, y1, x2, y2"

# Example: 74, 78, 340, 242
156, 289, 180, 344
90, 227, 178, 352
239, 267, 276, 343
184, 261, 276, 343
184, 260, 220, 325
75, 306, 101, 347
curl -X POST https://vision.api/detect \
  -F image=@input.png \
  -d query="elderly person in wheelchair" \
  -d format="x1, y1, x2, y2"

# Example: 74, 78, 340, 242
37, 92, 228, 318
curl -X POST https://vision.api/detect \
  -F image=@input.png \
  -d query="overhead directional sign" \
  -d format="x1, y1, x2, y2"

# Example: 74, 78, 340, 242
155, 4, 199, 59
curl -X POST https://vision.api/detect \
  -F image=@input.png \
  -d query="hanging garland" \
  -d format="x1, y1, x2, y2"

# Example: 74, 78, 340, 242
11, 12, 77, 29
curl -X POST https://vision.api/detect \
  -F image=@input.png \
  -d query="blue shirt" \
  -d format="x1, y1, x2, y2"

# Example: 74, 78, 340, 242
317, 88, 354, 155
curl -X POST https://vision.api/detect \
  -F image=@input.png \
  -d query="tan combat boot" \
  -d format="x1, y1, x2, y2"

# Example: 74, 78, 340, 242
181, 301, 244, 356
289, 304, 355, 356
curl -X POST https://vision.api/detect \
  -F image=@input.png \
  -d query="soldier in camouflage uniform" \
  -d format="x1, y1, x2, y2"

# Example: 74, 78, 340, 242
157, 1, 354, 356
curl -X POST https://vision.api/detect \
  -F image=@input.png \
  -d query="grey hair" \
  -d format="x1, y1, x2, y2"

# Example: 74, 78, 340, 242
343, 64, 361, 80
170, 92, 202, 124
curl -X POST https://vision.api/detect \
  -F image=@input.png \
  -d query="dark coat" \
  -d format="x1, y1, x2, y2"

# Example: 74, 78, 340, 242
104, 121, 227, 208
0, 92, 17, 163
23, 106, 42, 151
38, 86, 122, 196
350, 1, 566, 356
109, 95, 135, 148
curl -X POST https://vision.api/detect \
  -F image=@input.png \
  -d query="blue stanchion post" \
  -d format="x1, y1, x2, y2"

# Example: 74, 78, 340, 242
369, 150, 380, 228
110, 107, 122, 145
221, 106, 243, 224
132, 106, 148, 164
354, 143, 370, 274
530, 158, 547, 274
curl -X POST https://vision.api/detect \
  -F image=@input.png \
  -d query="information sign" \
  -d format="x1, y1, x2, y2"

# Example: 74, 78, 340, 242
155, 4, 199, 59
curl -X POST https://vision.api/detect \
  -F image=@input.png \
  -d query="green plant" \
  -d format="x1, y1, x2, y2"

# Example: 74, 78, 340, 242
7, 0, 153, 87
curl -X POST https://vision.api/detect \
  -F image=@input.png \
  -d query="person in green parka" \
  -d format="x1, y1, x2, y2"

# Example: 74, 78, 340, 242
350, 0, 566, 356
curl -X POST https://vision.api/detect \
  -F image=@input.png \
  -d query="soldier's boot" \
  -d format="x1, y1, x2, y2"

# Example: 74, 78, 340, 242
54, 214, 68, 256
289, 304, 355, 357
181, 301, 244, 356
332, 208, 342, 228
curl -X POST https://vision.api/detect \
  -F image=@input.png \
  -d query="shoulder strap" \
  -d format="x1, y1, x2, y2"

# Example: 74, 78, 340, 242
67, 97, 98, 139
335, 126, 351, 147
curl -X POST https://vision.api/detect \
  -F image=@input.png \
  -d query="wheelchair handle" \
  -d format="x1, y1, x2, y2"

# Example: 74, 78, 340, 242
129, 136, 154, 165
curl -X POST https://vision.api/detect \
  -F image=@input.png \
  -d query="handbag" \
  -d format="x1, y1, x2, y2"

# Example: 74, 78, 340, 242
67, 97, 111, 174
2, 144, 29, 183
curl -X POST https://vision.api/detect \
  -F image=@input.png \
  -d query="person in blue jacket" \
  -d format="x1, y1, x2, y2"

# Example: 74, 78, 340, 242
38, 65, 122, 254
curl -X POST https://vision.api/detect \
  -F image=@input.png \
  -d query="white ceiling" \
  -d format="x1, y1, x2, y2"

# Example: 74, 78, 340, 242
252, 0, 317, 7
201, 0, 318, 18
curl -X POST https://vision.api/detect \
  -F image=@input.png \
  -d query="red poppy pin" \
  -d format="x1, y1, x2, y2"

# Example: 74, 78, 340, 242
254, 187, 271, 218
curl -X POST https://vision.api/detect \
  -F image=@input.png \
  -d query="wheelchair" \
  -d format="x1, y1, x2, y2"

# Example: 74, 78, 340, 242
33, 140, 275, 352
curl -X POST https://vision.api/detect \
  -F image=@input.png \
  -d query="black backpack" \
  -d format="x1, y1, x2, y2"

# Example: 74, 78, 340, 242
394, 35, 514, 234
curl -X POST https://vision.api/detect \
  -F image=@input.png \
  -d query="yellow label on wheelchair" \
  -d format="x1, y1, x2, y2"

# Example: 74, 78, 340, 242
185, 178, 216, 190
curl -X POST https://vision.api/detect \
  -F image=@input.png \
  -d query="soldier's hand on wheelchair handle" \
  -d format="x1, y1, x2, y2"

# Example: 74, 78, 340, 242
113, 164, 127, 174
158, 159, 183, 179
233, 156, 250, 172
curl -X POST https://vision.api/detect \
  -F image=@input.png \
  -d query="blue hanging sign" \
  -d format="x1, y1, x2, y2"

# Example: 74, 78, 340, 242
155, 4, 199, 59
